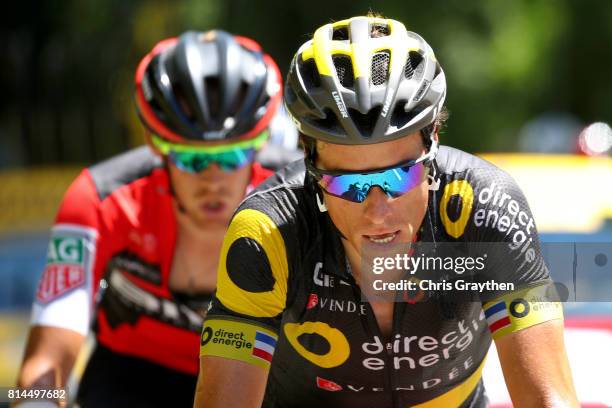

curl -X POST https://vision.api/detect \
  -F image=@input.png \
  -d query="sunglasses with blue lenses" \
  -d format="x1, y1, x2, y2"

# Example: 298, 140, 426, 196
151, 131, 267, 174
306, 156, 430, 203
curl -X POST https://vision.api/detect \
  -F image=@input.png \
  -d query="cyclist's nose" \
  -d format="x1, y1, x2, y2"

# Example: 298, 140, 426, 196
362, 186, 392, 225
199, 163, 224, 178
198, 163, 226, 187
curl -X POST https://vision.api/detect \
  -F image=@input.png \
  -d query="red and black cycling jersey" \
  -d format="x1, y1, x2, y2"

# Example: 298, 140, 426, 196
201, 145, 563, 407
31, 145, 273, 375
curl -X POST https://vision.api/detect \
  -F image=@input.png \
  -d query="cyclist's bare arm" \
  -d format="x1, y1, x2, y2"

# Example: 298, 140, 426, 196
194, 356, 268, 408
496, 319, 579, 408
194, 196, 289, 407
17, 325, 84, 389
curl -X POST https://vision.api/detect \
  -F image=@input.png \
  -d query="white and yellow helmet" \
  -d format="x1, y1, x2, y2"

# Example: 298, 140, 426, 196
285, 16, 446, 145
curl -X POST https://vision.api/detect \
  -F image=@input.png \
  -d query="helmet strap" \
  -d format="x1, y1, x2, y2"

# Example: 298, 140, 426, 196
316, 190, 328, 213
162, 158, 189, 214
427, 160, 441, 191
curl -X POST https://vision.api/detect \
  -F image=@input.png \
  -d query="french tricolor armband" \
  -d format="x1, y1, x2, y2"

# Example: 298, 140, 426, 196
200, 317, 278, 369
483, 283, 564, 340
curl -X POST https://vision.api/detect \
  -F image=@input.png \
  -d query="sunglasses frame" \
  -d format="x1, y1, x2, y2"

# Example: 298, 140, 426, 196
305, 150, 434, 202
150, 131, 268, 173
168, 148, 256, 173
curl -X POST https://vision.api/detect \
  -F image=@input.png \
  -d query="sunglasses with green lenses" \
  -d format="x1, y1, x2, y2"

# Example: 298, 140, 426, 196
151, 131, 267, 173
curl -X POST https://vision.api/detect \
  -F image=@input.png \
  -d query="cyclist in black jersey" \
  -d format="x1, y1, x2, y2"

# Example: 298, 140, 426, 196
195, 16, 579, 407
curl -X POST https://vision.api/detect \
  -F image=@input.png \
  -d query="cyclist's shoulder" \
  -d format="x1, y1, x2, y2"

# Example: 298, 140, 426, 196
57, 146, 165, 231
231, 159, 321, 256
437, 145, 498, 175
239, 160, 313, 220
436, 145, 518, 189
87, 146, 163, 201
255, 144, 304, 173
432, 146, 539, 251
251, 158, 308, 192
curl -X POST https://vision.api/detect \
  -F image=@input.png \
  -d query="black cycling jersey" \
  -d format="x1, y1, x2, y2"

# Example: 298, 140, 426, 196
200, 146, 563, 408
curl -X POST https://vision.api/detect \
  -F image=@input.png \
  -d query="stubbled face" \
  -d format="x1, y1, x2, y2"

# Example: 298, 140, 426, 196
316, 132, 430, 261
167, 161, 251, 229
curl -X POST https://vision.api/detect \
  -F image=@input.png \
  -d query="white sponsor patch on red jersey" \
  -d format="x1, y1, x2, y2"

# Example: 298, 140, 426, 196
36, 227, 91, 302
31, 224, 98, 335
36, 263, 86, 302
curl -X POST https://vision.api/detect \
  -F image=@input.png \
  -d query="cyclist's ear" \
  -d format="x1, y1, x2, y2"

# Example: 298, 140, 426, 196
144, 130, 164, 157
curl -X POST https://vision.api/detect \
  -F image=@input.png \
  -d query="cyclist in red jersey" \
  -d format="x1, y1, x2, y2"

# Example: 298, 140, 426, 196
16, 30, 298, 407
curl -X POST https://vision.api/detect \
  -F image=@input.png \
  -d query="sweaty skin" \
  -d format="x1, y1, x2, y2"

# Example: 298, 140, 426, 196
167, 159, 251, 294
17, 326, 83, 407
167, 160, 251, 230
496, 319, 579, 408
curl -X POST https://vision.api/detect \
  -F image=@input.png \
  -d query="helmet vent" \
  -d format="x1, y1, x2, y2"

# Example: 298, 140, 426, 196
404, 51, 424, 80
204, 76, 220, 120
148, 98, 168, 124
405, 51, 424, 80
370, 23, 390, 37
371, 51, 390, 86
143, 68, 169, 123
333, 55, 354, 88
349, 106, 382, 136
300, 59, 321, 89
312, 108, 343, 134
390, 101, 422, 129
173, 83, 196, 121
332, 26, 349, 41
229, 81, 249, 118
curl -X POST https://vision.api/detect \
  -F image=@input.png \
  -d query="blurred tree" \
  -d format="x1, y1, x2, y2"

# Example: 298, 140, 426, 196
1, 0, 611, 168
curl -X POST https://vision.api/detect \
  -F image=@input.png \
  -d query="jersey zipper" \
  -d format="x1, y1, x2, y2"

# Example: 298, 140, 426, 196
389, 299, 403, 408
348, 280, 399, 408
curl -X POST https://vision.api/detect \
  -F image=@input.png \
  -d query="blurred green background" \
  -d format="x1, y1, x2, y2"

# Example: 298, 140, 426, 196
3, 0, 611, 234
2, 0, 611, 169
1, 0, 612, 397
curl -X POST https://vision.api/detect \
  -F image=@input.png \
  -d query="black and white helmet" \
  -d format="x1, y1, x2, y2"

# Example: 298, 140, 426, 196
135, 30, 282, 143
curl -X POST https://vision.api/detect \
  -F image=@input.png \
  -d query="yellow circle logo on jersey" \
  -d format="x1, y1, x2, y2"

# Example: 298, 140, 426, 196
284, 321, 350, 368
440, 180, 474, 239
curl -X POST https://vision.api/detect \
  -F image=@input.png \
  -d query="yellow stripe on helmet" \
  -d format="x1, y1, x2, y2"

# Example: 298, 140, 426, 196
300, 16, 424, 84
